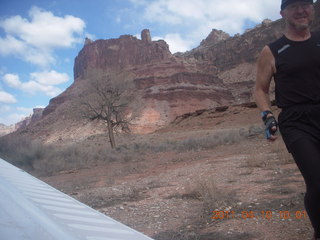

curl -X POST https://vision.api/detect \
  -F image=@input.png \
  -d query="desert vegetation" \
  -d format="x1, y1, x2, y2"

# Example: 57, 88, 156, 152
79, 78, 133, 149
0, 124, 261, 176
0, 110, 309, 239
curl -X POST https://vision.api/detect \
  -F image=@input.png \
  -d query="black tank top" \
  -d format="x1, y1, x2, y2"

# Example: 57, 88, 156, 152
268, 32, 320, 108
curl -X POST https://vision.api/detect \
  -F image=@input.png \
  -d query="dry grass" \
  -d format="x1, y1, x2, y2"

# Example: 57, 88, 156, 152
0, 137, 47, 171
127, 127, 254, 154
0, 124, 280, 178
0, 123, 264, 178
184, 178, 239, 217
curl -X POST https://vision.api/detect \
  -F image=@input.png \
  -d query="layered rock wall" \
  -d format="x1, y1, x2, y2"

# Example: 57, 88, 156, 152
74, 32, 171, 80
6, 2, 320, 140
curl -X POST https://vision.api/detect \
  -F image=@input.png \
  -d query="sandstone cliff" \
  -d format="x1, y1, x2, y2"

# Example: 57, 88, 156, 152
3, 1, 320, 142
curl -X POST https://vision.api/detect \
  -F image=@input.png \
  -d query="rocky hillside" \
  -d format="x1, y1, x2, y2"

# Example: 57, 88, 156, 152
0, 108, 44, 137
2, 1, 320, 142
15, 108, 44, 130
0, 124, 15, 137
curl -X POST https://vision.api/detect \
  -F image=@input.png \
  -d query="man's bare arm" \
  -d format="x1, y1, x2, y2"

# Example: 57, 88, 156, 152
254, 45, 276, 112
254, 45, 278, 141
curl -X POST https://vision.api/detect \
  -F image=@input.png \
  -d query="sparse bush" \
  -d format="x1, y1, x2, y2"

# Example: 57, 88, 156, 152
0, 126, 258, 176
0, 137, 47, 170
0, 135, 148, 176
172, 129, 243, 152
189, 179, 238, 216
129, 129, 246, 154
248, 125, 264, 137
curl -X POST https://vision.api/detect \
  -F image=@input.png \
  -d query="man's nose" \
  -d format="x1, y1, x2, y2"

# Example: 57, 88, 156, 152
295, 5, 305, 12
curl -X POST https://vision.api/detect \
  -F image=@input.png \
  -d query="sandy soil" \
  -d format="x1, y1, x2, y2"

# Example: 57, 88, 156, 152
40, 106, 314, 240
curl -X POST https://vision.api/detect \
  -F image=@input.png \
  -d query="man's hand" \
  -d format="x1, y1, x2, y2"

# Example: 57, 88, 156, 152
264, 115, 278, 141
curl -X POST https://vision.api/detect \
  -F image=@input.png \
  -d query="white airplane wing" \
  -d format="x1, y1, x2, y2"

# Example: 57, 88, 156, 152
0, 158, 154, 240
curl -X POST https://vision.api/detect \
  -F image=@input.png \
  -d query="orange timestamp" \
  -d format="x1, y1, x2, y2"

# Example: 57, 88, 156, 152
212, 210, 307, 220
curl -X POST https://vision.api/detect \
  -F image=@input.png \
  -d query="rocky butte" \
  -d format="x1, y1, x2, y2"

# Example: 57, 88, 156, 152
3, 1, 320, 142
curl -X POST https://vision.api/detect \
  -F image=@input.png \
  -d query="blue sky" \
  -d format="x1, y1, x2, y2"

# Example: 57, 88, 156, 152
0, 0, 281, 126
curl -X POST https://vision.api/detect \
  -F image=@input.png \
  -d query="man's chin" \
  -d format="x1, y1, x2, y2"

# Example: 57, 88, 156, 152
296, 24, 310, 30
290, 21, 312, 31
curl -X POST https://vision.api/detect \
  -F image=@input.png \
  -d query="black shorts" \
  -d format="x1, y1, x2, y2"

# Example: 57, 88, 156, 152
278, 104, 320, 152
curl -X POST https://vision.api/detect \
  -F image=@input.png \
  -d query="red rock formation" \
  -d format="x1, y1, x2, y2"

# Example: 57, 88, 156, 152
73, 32, 171, 80
4, 2, 320, 140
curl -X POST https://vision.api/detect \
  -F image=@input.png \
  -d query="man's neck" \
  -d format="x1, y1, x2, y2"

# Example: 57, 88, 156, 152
285, 28, 311, 41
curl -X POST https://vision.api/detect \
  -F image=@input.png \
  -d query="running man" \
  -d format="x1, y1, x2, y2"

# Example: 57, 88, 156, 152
254, 0, 320, 239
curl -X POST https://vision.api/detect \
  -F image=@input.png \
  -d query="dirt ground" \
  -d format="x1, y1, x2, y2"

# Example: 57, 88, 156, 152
40, 106, 314, 240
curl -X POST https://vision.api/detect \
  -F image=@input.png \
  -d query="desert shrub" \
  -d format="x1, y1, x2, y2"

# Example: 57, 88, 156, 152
0, 137, 92, 175
174, 180, 240, 228
127, 128, 246, 154
18, 140, 47, 169
135, 127, 260, 158
0, 125, 260, 176
0, 134, 147, 176
188, 179, 238, 216
33, 144, 117, 175
0, 137, 48, 170
175, 130, 242, 152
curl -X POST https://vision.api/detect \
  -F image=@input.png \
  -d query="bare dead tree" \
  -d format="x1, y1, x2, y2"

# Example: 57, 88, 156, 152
80, 78, 132, 149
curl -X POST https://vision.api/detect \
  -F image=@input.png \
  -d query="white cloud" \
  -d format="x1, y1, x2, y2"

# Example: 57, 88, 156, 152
0, 105, 42, 126
0, 35, 27, 55
0, 112, 29, 126
30, 70, 69, 85
0, 105, 11, 113
22, 81, 62, 97
0, 67, 6, 76
2, 73, 21, 88
139, 0, 280, 32
154, 33, 194, 53
0, 6, 85, 67
0, 91, 17, 104
0, 105, 35, 125
130, 0, 280, 52
17, 107, 33, 113
85, 32, 96, 41
2, 71, 68, 97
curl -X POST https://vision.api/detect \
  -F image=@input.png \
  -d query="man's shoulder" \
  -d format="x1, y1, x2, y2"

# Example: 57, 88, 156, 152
267, 35, 287, 57
268, 35, 286, 47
